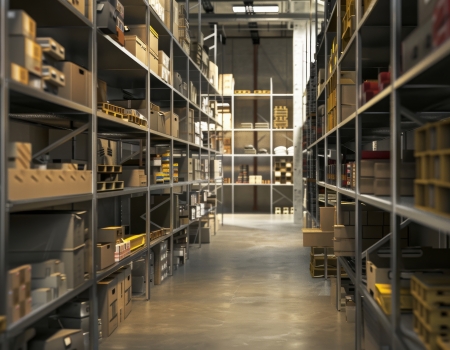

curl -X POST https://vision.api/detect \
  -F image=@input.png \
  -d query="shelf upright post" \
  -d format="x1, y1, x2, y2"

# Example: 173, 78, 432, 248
354, 0, 363, 347
169, 33, 175, 277
145, 3, 151, 301
89, 2, 99, 348
231, 94, 235, 213
391, 0, 403, 348
270, 78, 274, 213
0, 0, 9, 335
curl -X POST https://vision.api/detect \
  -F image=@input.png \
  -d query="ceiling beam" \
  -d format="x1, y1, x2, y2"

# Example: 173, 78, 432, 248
190, 13, 310, 22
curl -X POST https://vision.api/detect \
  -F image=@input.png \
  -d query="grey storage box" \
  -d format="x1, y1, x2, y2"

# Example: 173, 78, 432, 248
9, 245, 85, 289
28, 329, 84, 350
58, 300, 90, 318
96, 243, 115, 271
10, 211, 86, 251
31, 260, 65, 279
56, 61, 92, 107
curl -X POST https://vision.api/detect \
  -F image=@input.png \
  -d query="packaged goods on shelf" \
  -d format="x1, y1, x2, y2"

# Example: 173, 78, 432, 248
258, 148, 268, 154
97, 163, 124, 192
97, 1, 124, 35
249, 175, 262, 184
190, 42, 202, 66
255, 122, 269, 129
96, 243, 115, 270
9, 36, 42, 77
340, 71, 356, 120
7, 265, 32, 324
120, 167, 147, 187
303, 228, 334, 247
190, 81, 198, 104
209, 61, 219, 89
218, 74, 234, 96
254, 89, 270, 94
361, 80, 379, 104
274, 106, 288, 129
8, 10, 36, 39
56, 61, 92, 106
10, 62, 28, 85
8, 142, 31, 169
274, 146, 287, 155
158, 50, 170, 69
98, 276, 118, 337
341, 0, 356, 51
124, 35, 147, 66
36, 37, 65, 62
29, 329, 84, 350
201, 48, 209, 77
374, 284, 412, 315
240, 122, 253, 129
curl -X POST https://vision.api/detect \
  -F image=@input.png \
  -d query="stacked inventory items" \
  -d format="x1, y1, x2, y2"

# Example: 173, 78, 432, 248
274, 146, 288, 155
218, 103, 232, 129
97, 164, 124, 192
236, 164, 249, 184
153, 240, 169, 285
361, 71, 390, 104
158, 50, 170, 83
190, 33, 202, 67
50, 299, 95, 348
201, 46, 209, 77
210, 159, 222, 180
411, 274, 450, 349
97, 227, 122, 270
240, 122, 253, 129
178, 5, 190, 53
255, 122, 269, 129
161, 151, 174, 183
150, 0, 164, 21
360, 151, 414, 196
7, 265, 31, 323
273, 106, 288, 129
190, 81, 198, 105
97, 0, 125, 46
194, 121, 201, 145
317, 104, 325, 139
415, 119, 450, 218
341, 71, 356, 121
150, 153, 163, 184
163, 111, 179, 137
244, 145, 256, 154
132, 254, 154, 294
37, 37, 65, 95
8, 142, 92, 201
124, 34, 147, 66
223, 178, 232, 184
287, 146, 294, 155
149, 26, 159, 73
258, 148, 268, 154
274, 159, 292, 184
309, 247, 344, 278
318, 69, 325, 96
341, 0, 356, 51
274, 206, 295, 214
302, 207, 334, 248
99, 103, 147, 128
327, 71, 337, 131
218, 74, 234, 96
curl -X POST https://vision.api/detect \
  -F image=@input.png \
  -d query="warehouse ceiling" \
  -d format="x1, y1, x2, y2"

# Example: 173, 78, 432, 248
189, 0, 317, 39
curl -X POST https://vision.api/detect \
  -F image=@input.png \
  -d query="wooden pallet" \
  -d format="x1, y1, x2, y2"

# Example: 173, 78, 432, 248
97, 181, 124, 192
413, 296, 450, 331
234, 90, 251, 94
97, 165, 122, 173
413, 314, 449, 350
411, 274, 450, 305
254, 90, 270, 94
438, 336, 450, 350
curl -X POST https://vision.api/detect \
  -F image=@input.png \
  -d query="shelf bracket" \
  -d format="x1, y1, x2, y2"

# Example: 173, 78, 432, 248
32, 123, 89, 162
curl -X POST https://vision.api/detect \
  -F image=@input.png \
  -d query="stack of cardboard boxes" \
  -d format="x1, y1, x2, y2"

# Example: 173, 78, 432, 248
7, 265, 32, 324
153, 241, 169, 285
218, 74, 234, 96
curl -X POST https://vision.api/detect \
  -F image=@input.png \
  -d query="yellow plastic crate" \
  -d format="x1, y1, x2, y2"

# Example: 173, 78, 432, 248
122, 234, 146, 251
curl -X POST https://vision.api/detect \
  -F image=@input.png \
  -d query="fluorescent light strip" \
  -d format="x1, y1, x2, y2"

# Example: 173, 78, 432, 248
232, 5, 279, 13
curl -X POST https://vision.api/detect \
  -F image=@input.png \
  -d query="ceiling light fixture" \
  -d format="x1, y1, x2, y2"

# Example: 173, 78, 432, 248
232, 5, 279, 13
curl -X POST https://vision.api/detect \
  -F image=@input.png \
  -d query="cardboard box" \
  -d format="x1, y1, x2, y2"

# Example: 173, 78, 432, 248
360, 177, 374, 194
96, 243, 115, 270
121, 168, 147, 187
98, 226, 123, 243
36, 37, 65, 61
10, 211, 86, 251
28, 329, 84, 350
320, 207, 335, 231
218, 74, 234, 96
374, 178, 414, 196
303, 228, 334, 247
150, 50, 158, 73
10, 36, 42, 77
97, 277, 118, 337
97, 1, 121, 34
334, 225, 355, 239
209, 61, 219, 89
31, 288, 54, 307
31, 272, 67, 297
49, 316, 90, 332
56, 61, 92, 106
150, 109, 165, 133
8, 142, 31, 169
9, 246, 85, 289
121, 265, 132, 319
158, 50, 170, 69
8, 10, 36, 39
402, 19, 433, 72
374, 162, 416, 179
110, 270, 125, 324
31, 259, 65, 279
158, 63, 170, 83
125, 35, 148, 66
418, 0, 438, 26
164, 112, 179, 137
149, 26, 159, 56
361, 159, 389, 177
10, 63, 29, 85
67, 0, 85, 16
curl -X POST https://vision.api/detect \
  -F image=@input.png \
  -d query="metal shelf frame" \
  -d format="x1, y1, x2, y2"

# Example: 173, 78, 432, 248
222, 78, 294, 214
0, 0, 224, 348
302, 0, 450, 349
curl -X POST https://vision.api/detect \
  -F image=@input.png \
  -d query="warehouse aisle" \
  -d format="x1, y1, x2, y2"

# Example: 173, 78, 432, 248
100, 215, 354, 349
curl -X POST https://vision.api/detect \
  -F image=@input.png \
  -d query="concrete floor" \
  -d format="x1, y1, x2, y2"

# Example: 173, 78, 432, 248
100, 214, 354, 349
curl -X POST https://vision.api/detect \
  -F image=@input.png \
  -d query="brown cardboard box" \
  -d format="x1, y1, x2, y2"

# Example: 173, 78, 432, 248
149, 26, 159, 56
360, 177, 374, 194
361, 159, 389, 177
8, 142, 31, 169
10, 63, 29, 85
10, 36, 42, 77
125, 35, 148, 66
98, 226, 123, 243
97, 79, 107, 103
8, 10, 36, 39
303, 229, 334, 247
120, 265, 132, 319
56, 61, 92, 107
96, 243, 115, 270
150, 50, 159, 74
110, 269, 125, 324
121, 168, 147, 187
334, 225, 355, 239
97, 277, 118, 337
164, 112, 179, 137
67, 0, 85, 16
320, 207, 335, 231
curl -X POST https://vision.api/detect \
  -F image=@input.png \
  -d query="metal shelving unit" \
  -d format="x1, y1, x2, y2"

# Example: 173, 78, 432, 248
0, 0, 223, 348
222, 79, 294, 213
302, 0, 450, 349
